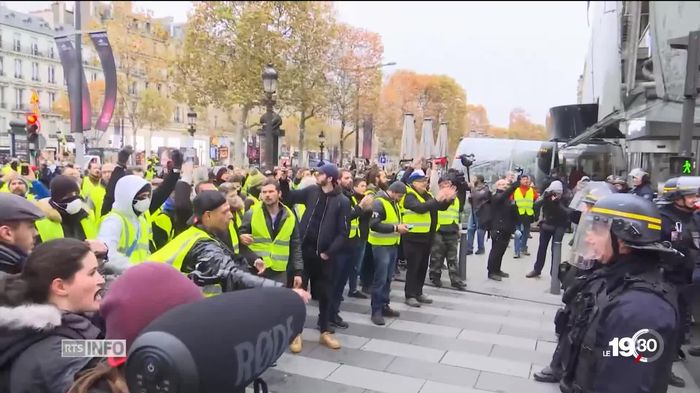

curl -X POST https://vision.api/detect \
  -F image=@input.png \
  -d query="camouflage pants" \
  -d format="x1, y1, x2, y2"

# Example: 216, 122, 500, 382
429, 231, 460, 283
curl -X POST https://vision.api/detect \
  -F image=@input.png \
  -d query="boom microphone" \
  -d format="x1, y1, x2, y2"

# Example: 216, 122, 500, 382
125, 287, 306, 393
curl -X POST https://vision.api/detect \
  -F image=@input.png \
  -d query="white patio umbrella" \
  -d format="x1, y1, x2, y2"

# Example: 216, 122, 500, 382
400, 113, 416, 159
419, 117, 435, 158
435, 122, 449, 158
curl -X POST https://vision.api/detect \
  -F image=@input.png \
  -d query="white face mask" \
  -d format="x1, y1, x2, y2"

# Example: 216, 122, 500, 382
133, 198, 151, 214
65, 198, 83, 215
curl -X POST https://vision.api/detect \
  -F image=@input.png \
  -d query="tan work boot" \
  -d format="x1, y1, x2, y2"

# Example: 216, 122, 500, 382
289, 334, 303, 353
319, 332, 341, 350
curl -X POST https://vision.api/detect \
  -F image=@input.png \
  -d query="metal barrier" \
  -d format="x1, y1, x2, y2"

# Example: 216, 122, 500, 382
458, 227, 468, 281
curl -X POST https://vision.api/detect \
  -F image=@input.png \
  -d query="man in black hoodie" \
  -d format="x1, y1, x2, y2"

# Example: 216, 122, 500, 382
280, 163, 351, 350
0, 194, 44, 276
486, 178, 520, 281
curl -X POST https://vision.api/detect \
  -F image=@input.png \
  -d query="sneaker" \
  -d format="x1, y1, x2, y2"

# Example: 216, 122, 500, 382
513, 253, 521, 259
416, 294, 433, 304
319, 332, 341, 350
688, 346, 700, 357
669, 371, 685, 388
348, 290, 368, 299
466, 250, 473, 255
405, 298, 421, 307
475, 249, 485, 255
371, 312, 386, 326
289, 334, 303, 354
487, 273, 502, 281
331, 316, 349, 329
523, 250, 531, 256
382, 306, 400, 318
430, 278, 443, 287
497, 271, 510, 278
526, 270, 541, 278
533, 366, 561, 383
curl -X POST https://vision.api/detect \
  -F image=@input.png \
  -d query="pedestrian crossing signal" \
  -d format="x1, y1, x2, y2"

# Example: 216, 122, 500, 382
670, 156, 695, 175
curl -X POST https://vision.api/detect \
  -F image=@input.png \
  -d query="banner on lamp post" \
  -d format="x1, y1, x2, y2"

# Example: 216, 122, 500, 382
88, 32, 117, 132
362, 116, 373, 160
54, 35, 91, 133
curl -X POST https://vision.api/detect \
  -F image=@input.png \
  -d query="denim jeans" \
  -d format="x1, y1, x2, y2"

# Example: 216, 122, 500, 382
331, 244, 363, 319
347, 242, 367, 294
514, 222, 531, 254
466, 211, 485, 252
371, 245, 398, 314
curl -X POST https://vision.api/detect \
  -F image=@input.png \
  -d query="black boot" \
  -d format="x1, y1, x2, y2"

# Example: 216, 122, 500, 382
668, 371, 685, 388
533, 366, 561, 383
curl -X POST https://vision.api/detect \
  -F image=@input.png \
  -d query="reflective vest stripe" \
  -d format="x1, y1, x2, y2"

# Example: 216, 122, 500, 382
106, 211, 151, 264
248, 204, 296, 272
514, 187, 535, 216
35, 210, 97, 242
349, 196, 360, 238
227, 221, 240, 254
400, 187, 432, 234
437, 198, 461, 230
368, 197, 400, 246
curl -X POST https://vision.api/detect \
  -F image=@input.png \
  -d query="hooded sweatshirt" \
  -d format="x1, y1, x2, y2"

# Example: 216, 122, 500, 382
98, 175, 151, 273
0, 303, 102, 393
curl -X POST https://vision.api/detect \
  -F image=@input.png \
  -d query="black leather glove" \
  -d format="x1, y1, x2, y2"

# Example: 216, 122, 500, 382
171, 149, 184, 170
118, 146, 134, 167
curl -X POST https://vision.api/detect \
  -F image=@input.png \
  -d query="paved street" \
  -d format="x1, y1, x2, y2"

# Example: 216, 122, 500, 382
260, 232, 700, 393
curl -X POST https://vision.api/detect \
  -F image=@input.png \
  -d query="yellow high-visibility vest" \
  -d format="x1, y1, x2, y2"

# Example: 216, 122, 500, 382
349, 195, 360, 239
248, 204, 295, 272
437, 198, 460, 230
227, 220, 240, 254
36, 210, 98, 242
150, 208, 174, 251
399, 186, 432, 234
368, 197, 400, 246
149, 226, 220, 297
88, 184, 106, 224
103, 211, 151, 264
514, 187, 535, 216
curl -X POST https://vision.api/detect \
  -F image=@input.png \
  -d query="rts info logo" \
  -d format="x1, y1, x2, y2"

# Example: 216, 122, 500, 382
602, 329, 664, 363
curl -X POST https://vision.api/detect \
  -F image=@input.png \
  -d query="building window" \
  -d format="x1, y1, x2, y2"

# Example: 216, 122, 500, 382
48, 92, 55, 110
0, 87, 6, 108
14, 88, 24, 110
31, 38, 38, 56
48, 66, 55, 84
92, 72, 97, 82
174, 107, 181, 123
13, 34, 20, 52
0, 32, 3, 49
31, 62, 39, 81
129, 81, 137, 95
14, 59, 22, 79
48, 45, 54, 59
0, 57, 4, 76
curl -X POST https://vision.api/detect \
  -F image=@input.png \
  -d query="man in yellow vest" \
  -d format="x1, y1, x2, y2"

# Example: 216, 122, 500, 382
400, 169, 456, 308
368, 181, 409, 325
428, 176, 466, 290
511, 174, 538, 258
149, 190, 302, 298
85, 163, 114, 224
35, 175, 99, 244
238, 179, 308, 352
81, 160, 102, 199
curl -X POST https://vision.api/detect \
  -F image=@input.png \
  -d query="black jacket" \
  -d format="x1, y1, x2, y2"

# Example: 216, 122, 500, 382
180, 225, 282, 291
401, 185, 452, 243
630, 184, 654, 201
239, 203, 304, 275
489, 183, 519, 235
469, 183, 491, 213
659, 205, 698, 284
534, 193, 571, 230
280, 181, 351, 258
0, 243, 27, 276
0, 304, 102, 393
369, 191, 401, 235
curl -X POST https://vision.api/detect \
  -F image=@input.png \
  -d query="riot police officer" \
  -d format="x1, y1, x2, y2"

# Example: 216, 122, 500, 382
559, 193, 679, 393
657, 176, 700, 387
534, 181, 615, 384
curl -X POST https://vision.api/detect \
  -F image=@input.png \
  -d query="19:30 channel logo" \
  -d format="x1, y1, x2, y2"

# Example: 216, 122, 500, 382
603, 329, 664, 363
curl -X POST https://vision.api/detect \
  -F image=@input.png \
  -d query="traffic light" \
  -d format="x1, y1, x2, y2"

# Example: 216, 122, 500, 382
26, 113, 39, 143
670, 156, 695, 176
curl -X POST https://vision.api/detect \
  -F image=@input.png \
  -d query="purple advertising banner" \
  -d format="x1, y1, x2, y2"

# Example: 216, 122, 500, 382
89, 32, 117, 132
54, 35, 91, 132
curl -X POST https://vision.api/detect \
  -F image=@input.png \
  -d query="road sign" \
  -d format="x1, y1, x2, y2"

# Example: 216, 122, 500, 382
670, 156, 695, 175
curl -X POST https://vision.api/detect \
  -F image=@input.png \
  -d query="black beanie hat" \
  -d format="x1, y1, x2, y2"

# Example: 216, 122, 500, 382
191, 190, 227, 224
50, 175, 81, 202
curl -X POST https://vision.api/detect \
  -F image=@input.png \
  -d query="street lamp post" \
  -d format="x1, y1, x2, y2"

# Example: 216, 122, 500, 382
353, 62, 397, 159
319, 130, 326, 162
261, 64, 278, 171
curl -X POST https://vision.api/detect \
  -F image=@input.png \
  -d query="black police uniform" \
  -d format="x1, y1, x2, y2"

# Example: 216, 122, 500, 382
559, 194, 679, 393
